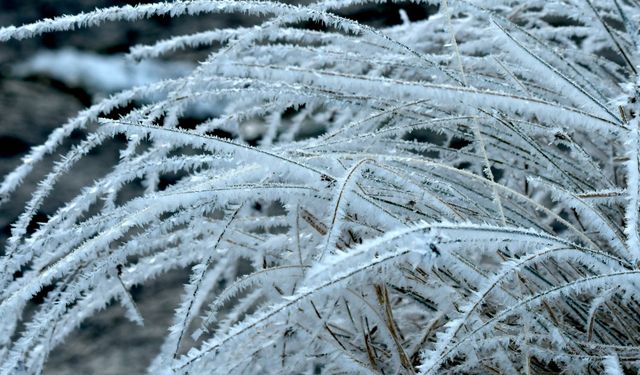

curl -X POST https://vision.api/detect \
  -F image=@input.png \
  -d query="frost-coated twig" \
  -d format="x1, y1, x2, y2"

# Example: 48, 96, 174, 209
624, 115, 640, 262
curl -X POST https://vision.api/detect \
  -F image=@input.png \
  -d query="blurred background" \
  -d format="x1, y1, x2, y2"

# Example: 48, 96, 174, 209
0, 1, 435, 373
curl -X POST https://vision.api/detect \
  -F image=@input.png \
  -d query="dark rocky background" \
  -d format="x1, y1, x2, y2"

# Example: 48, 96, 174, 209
0, 1, 435, 373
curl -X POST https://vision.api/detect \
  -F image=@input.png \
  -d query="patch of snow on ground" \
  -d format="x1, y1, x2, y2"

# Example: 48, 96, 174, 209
13, 48, 195, 93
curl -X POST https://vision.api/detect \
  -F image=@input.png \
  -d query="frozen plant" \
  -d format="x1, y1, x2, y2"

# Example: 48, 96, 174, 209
1, 0, 640, 373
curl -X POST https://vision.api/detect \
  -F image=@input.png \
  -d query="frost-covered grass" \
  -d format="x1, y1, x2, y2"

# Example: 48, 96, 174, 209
1, 0, 640, 374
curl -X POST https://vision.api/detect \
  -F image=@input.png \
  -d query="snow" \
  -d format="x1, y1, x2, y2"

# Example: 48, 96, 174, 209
13, 48, 194, 93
